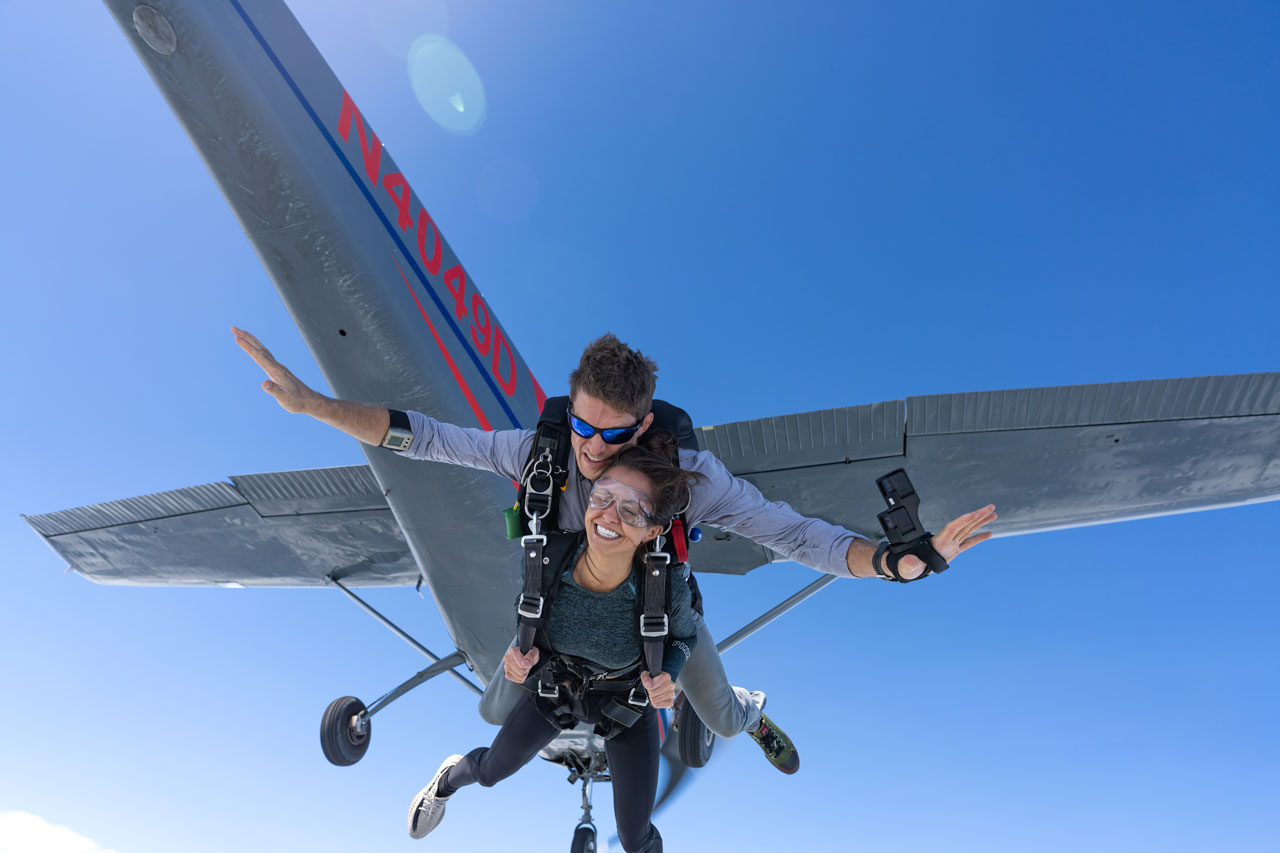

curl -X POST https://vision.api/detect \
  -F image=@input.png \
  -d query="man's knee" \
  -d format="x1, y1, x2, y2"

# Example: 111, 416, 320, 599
680, 677, 747, 737
478, 672, 522, 725
695, 705, 743, 739
478, 694, 508, 726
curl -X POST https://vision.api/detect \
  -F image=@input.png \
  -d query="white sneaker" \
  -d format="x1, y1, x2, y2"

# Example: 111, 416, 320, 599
408, 754, 463, 839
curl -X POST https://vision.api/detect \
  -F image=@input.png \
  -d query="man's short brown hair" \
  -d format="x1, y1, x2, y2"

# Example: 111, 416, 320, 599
568, 333, 658, 420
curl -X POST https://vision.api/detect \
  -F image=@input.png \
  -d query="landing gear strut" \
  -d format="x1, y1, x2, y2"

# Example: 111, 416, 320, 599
570, 779, 597, 853
319, 576, 482, 766
564, 750, 608, 852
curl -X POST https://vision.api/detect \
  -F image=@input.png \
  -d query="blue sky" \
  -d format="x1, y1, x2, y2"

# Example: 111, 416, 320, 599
2, 1, 1277, 851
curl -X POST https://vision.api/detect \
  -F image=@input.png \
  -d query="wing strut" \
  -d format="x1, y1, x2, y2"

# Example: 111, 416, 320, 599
715, 575, 839, 655
329, 576, 483, 695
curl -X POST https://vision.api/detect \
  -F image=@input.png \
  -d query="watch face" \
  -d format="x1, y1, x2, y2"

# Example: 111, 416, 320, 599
384, 429, 413, 450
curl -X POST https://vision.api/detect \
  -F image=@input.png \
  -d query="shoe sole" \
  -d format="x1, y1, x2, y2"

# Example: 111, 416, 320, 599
408, 754, 464, 839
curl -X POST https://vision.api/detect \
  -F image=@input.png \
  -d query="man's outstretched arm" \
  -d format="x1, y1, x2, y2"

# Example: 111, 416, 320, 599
684, 448, 997, 581
233, 326, 389, 446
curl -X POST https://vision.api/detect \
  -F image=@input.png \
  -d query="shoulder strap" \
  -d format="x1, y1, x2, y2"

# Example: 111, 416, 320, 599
635, 543, 672, 676
516, 531, 579, 655
647, 399, 702, 607
513, 396, 573, 538
650, 399, 697, 451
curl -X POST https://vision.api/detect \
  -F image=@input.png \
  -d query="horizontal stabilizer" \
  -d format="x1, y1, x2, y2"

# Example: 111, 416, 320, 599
690, 372, 1280, 574
25, 466, 416, 587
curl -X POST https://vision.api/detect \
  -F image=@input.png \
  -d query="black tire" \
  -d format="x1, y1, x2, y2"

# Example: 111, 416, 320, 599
570, 824, 597, 853
320, 696, 370, 766
677, 700, 715, 768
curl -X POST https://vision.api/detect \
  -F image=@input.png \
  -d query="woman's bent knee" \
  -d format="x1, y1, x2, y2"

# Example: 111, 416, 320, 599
617, 823, 662, 853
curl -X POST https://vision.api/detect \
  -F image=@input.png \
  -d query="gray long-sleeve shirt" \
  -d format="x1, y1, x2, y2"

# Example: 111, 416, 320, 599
397, 411, 863, 577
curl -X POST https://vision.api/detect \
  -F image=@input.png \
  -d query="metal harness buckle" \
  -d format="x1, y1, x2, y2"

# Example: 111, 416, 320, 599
517, 593, 545, 619
628, 687, 650, 707
646, 551, 672, 567
522, 452, 555, 512
639, 613, 669, 637
538, 676, 560, 699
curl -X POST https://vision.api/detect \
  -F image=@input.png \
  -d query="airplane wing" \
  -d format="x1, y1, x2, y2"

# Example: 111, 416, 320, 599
32, 372, 1279, 584
24, 465, 418, 587
689, 372, 1280, 575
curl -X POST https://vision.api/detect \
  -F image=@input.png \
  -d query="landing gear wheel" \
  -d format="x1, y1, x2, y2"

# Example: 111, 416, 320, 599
320, 696, 370, 766
570, 823, 597, 853
677, 700, 715, 768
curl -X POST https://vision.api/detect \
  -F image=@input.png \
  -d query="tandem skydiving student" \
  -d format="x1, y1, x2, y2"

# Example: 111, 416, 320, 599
408, 444, 701, 850
233, 326, 998, 774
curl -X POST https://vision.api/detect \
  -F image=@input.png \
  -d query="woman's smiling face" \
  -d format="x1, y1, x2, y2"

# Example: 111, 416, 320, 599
583, 466, 661, 555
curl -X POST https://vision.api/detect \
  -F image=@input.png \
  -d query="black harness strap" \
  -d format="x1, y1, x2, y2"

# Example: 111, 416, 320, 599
516, 532, 546, 655
510, 397, 572, 538
639, 543, 671, 677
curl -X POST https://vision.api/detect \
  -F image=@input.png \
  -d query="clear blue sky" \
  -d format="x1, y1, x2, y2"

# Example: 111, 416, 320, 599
2, 1, 1278, 851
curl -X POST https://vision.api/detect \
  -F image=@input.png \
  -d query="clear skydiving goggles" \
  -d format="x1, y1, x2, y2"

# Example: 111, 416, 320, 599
588, 477, 658, 528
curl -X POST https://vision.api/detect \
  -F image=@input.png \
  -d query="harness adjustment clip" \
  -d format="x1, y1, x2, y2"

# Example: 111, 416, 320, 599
639, 613, 669, 637
517, 594, 545, 619
628, 687, 650, 707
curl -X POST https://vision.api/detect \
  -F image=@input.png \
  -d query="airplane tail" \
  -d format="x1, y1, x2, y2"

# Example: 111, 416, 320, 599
104, 0, 542, 430
99, 0, 544, 678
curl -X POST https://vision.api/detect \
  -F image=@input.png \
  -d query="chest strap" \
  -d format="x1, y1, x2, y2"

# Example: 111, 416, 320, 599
640, 539, 670, 676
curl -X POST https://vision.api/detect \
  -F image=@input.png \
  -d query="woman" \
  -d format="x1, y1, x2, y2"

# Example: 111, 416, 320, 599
407, 442, 702, 852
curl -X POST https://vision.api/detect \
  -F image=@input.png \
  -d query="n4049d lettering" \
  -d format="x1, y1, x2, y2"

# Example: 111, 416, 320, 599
337, 91, 517, 397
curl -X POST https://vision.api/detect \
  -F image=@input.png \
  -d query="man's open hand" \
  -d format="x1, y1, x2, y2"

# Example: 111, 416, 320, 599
233, 326, 317, 414
895, 504, 997, 580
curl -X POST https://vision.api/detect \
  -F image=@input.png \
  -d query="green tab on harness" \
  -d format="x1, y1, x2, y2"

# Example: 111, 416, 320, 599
503, 505, 522, 539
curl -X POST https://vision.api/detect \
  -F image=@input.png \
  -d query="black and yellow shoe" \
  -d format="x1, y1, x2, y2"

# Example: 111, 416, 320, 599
748, 713, 799, 774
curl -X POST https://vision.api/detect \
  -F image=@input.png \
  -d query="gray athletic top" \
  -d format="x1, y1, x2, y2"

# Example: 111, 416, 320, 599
397, 411, 864, 577
545, 549, 700, 679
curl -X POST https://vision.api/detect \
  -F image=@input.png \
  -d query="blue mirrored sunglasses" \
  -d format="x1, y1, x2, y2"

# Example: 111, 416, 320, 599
567, 407, 642, 445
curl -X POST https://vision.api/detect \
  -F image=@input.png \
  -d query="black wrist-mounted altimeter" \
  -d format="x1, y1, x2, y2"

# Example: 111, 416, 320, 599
382, 409, 413, 451
873, 468, 950, 583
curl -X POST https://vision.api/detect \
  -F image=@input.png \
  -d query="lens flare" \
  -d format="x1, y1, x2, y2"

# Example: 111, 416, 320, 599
408, 34, 486, 135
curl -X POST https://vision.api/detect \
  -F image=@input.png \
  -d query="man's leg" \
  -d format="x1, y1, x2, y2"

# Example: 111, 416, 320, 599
679, 620, 800, 774
677, 620, 761, 737
477, 636, 525, 725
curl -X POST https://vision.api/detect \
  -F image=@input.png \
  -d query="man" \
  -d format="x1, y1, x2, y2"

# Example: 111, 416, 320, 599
234, 327, 996, 774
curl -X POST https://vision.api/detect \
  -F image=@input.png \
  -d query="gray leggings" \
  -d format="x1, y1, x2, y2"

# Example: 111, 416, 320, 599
478, 619, 761, 737
449, 691, 662, 853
